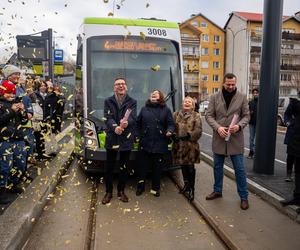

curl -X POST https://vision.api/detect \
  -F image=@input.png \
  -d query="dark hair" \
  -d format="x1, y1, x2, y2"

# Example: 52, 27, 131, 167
36, 80, 47, 90
252, 88, 259, 93
114, 77, 126, 83
223, 73, 237, 83
146, 90, 165, 106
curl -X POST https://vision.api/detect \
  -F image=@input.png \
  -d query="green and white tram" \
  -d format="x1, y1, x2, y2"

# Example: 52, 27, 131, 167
74, 17, 184, 172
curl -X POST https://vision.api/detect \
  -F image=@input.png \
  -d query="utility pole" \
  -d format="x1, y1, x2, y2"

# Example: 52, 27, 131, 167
253, 0, 283, 174
48, 28, 54, 81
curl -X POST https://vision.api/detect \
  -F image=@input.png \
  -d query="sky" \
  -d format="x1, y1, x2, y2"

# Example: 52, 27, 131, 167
0, 0, 299, 63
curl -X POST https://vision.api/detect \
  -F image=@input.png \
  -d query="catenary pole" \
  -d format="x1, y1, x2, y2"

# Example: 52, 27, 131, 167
253, 0, 283, 174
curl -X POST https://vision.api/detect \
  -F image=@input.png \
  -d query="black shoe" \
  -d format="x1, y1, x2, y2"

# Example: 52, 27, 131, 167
179, 182, 189, 194
280, 198, 300, 206
101, 193, 113, 205
7, 185, 24, 194
118, 191, 129, 202
247, 151, 254, 159
0, 188, 15, 204
186, 188, 194, 202
136, 182, 145, 196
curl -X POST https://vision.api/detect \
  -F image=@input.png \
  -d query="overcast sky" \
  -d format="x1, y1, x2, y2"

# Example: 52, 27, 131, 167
0, 0, 299, 62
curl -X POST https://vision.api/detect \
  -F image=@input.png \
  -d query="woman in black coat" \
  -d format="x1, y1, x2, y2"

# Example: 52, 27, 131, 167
281, 92, 300, 206
136, 90, 175, 197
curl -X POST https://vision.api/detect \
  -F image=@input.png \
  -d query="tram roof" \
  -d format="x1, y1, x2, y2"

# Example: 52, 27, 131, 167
83, 17, 179, 29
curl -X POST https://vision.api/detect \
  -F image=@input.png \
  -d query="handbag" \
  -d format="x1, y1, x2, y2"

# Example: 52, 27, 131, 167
32, 103, 44, 131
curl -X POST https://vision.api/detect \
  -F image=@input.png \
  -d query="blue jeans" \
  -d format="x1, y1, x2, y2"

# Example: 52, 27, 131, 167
213, 153, 248, 200
249, 124, 256, 153
0, 141, 27, 187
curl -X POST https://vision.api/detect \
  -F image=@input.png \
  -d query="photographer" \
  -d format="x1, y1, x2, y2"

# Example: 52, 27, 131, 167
0, 81, 28, 204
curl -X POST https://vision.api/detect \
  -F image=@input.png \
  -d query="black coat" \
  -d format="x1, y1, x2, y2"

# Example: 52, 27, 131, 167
249, 98, 258, 125
0, 97, 28, 142
137, 101, 175, 153
44, 92, 59, 121
287, 98, 300, 157
104, 94, 137, 151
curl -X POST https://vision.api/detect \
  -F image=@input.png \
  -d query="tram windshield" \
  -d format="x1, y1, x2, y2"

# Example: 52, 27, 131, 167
87, 36, 182, 120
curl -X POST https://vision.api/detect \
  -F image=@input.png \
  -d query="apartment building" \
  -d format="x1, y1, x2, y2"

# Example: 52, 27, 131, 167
224, 11, 300, 96
180, 14, 225, 100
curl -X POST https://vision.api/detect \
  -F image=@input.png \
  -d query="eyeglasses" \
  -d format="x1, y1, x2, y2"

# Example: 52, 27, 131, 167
114, 82, 126, 86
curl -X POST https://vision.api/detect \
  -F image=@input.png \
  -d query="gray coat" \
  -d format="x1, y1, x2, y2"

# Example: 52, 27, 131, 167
205, 90, 250, 155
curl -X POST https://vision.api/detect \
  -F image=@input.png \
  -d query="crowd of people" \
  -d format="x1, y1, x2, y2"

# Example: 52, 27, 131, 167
101, 73, 251, 210
0, 64, 65, 204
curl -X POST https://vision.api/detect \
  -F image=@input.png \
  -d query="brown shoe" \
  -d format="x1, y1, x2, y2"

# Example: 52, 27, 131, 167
240, 199, 249, 210
206, 192, 222, 200
101, 192, 112, 205
118, 191, 129, 202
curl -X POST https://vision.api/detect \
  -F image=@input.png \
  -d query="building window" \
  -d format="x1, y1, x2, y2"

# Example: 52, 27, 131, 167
213, 61, 220, 69
202, 34, 209, 42
201, 75, 208, 81
281, 73, 292, 81
214, 35, 221, 43
191, 21, 199, 27
181, 33, 190, 38
201, 48, 209, 55
201, 22, 207, 28
213, 75, 219, 82
201, 61, 209, 69
282, 43, 294, 49
213, 48, 220, 56
252, 72, 260, 80
255, 26, 262, 34
212, 88, 219, 93
201, 88, 208, 94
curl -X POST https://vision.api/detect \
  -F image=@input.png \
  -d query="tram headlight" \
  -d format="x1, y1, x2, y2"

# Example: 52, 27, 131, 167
84, 119, 98, 149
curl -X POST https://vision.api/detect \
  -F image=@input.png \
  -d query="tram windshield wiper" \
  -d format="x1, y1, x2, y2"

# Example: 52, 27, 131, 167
164, 68, 177, 111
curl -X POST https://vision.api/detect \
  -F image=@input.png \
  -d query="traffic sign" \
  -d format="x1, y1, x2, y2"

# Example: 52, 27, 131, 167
54, 49, 64, 62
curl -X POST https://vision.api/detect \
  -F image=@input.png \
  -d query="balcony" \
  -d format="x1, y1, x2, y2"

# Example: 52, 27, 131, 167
281, 64, 300, 71
184, 78, 199, 85
250, 46, 261, 54
250, 63, 260, 71
182, 51, 200, 58
282, 32, 300, 41
281, 48, 300, 56
181, 36, 200, 46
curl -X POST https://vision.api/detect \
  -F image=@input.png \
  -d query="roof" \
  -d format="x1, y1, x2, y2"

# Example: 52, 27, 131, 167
235, 11, 290, 22
179, 22, 202, 35
83, 17, 178, 29
224, 11, 296, 29
180, 13, 225, 32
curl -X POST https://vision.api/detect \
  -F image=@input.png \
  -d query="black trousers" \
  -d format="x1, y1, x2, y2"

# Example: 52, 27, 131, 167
137, 150, 165, 191
286, 154, 295, 175
34, 130, 45, 158
105, 149, 131, 193
294, 157, 300, 200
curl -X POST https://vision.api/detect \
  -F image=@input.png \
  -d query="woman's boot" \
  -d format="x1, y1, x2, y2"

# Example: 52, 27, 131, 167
187, 166, 196, 202
179, 167, 190, 194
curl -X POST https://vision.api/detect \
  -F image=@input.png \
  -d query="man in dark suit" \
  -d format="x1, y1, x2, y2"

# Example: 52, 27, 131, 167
102, 78, 137, 204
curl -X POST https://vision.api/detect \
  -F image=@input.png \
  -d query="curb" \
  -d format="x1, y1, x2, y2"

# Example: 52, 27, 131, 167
200, 152, 300, 223
0, 126, 75, 250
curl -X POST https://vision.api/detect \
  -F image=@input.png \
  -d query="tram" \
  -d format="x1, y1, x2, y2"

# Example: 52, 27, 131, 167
74, 17, 184, 172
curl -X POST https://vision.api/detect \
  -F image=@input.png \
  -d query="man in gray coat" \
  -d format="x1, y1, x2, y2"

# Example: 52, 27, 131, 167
205, 73, 250, 210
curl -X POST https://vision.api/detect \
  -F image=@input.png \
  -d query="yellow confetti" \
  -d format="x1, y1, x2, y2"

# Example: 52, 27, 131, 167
65, 240, 71, 245
31, 218, 35, 222
127, 132, 131, 138
151, 65, 160, 71
140, 32, 146, 40
103, 0, 109, 3
108, 12, 114, 17
67, 94, 73, 101
112, 145, 119, 149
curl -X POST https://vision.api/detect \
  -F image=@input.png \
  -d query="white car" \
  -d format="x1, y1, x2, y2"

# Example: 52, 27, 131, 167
199, 100, 209, 113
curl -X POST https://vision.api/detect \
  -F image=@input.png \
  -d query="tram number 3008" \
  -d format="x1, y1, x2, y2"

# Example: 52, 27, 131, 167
147, 28, 167, 37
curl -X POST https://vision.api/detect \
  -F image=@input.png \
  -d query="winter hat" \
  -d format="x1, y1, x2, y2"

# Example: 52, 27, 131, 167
0, 80, 17, 95
2, 64, 21, 78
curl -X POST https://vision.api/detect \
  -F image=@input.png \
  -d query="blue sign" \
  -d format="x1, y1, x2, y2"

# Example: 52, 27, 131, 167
54, 49, 64, 62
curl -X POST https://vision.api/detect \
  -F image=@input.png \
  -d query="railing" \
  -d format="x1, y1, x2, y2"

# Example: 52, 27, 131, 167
250, 46, 261, 53
250, 63, 260, 71
184, 78, 199, 84
182, 50, 200, 57
282, 32, 300, 41
281, 48, 300, 55
181, 36, 200, 46
281, 64, 300, 71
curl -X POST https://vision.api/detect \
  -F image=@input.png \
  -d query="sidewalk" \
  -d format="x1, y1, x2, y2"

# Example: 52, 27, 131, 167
171, 160, 300, 250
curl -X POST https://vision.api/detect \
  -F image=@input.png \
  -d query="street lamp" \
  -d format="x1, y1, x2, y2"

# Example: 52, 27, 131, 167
227, 27, 247, 73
